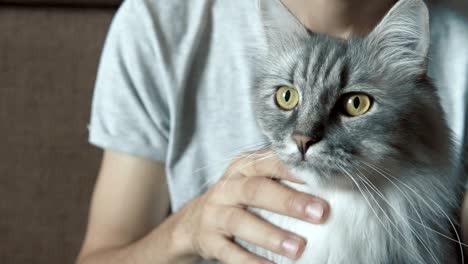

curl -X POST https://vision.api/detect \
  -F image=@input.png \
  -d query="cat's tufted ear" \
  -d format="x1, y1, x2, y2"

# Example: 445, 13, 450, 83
256, 0, 308, 49
366, 0, 430, 67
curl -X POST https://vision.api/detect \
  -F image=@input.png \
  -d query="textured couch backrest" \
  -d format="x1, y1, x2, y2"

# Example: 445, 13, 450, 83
0, 2, 119, 264
0, 0, 120, 7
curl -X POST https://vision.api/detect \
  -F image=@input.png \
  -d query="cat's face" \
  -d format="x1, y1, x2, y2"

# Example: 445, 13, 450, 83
253, 0, 450, 184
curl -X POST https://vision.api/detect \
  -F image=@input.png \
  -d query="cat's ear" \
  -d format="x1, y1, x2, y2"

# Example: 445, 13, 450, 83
366, 0, 430, 65
256, 0, 308, 48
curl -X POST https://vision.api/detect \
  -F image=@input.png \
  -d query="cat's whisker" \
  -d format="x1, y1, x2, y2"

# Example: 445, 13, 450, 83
369, 163, 440, 214
354, 166, 439, 264
365, 162, 460, 220
216, 152, 276, 192
360, 161, 465, 264
361, 161, 468, 247
351, 169, 428, 263
229, 141, 272, 155
376, 164, 430, 245
337, 165, 419, 262
356, 164, 436, 257
190, 142, 271, 176
187, 142, 272, 195
359, 162, 433, 233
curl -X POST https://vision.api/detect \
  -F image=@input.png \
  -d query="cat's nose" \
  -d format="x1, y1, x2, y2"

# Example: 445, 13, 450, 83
292, 133, 322, 159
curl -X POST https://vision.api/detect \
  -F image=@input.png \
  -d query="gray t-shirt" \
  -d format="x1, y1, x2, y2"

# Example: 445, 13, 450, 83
89, 0, 468, 212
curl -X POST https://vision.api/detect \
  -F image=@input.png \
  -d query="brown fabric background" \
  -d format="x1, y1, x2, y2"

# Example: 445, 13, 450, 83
0, 4, 118, 264
0, 0, 120, 7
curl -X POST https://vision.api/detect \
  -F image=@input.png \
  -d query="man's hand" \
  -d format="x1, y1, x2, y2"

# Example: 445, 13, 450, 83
77, 149, 329, 264
174, 149, 329, 263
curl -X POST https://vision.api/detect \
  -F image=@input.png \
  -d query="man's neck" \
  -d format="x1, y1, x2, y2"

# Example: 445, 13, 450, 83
281, 0, 396, 38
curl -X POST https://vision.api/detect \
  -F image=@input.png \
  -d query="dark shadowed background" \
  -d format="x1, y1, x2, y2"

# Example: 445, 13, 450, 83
0, 1, 120, 263
0, 1, 467, 264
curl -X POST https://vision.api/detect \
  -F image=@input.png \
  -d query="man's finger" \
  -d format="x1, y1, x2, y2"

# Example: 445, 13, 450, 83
228, 150, 303, 183
214, 206, 306, 260
211, 237, 274, 264
220, 177, 328, 224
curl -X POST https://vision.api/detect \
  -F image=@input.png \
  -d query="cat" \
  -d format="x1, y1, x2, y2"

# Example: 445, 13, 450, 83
242, 0, 465, 263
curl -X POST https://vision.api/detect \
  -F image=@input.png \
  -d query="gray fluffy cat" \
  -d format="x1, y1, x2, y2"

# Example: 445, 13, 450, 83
243, 0, 465, 263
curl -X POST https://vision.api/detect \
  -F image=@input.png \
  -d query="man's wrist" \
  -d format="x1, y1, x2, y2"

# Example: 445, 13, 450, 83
150, 207, 201, 264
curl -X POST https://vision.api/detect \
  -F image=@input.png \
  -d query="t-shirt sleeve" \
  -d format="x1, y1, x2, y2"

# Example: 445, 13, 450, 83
88, 0, 171, 161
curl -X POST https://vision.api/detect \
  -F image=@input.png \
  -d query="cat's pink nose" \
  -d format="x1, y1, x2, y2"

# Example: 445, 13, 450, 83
292, 133, 321, 159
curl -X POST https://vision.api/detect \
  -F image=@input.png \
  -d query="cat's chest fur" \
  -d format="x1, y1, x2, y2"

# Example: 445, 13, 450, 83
246, 181, 388, 264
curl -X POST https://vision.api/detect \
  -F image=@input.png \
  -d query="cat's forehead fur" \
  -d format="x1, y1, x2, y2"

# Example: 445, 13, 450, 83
261, 35, 396, 111
256, 0, 430, 85
254, 0, 432, 116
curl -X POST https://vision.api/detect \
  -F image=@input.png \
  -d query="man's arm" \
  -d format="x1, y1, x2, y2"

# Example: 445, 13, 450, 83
76, 150, 186, 264
76, 149, 330, 264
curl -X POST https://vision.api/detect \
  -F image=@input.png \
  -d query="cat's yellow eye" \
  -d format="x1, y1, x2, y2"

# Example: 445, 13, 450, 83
343, 94, 371, 116
275, 86, 299, 110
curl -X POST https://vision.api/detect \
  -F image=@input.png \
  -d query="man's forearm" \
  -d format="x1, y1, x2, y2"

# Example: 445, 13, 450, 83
76, 213, 199, 264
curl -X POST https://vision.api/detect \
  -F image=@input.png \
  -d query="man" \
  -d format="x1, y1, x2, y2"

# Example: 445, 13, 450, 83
77, 0, 468, 263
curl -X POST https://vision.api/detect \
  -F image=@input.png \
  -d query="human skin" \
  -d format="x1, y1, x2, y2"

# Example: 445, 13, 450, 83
77, 1, 466, 263
281, 0, 396, 38
77, 150, 329, 264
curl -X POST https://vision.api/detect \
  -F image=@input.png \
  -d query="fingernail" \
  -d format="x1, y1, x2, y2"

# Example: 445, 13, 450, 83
282, 238, 300, 258
306, 203, 324, 221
